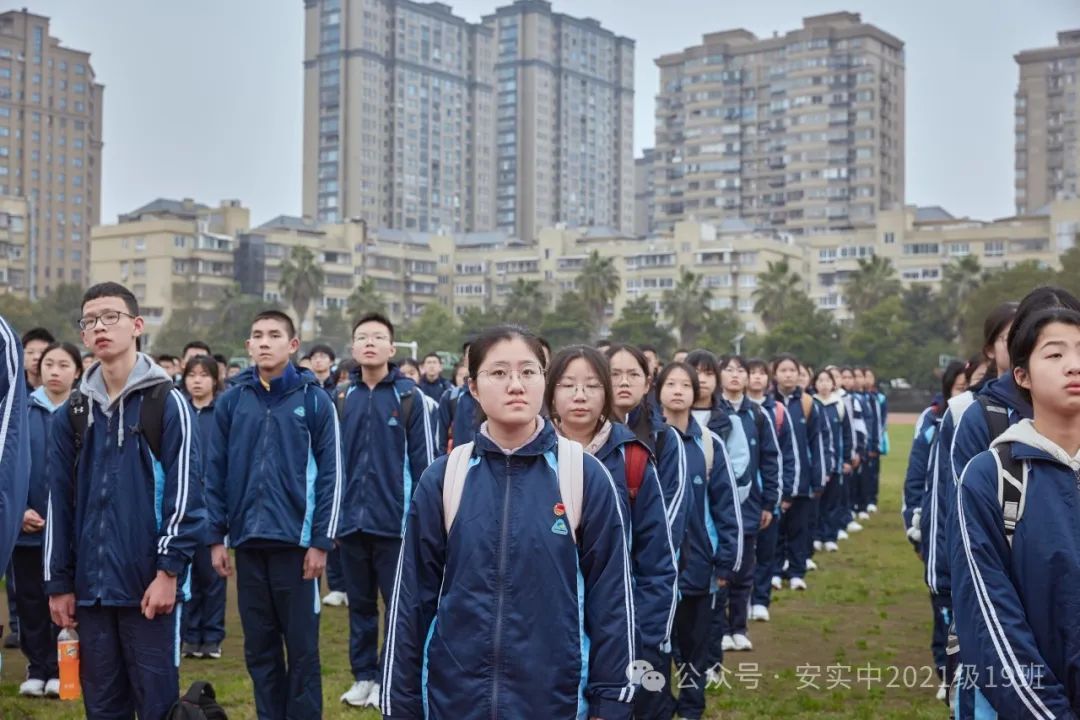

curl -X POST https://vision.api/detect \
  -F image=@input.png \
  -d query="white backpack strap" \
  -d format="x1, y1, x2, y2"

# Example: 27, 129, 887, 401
701, 432, 715, 478
556, 436, 585, 544
442, 442, 476, 534
990, 443, 1027, 547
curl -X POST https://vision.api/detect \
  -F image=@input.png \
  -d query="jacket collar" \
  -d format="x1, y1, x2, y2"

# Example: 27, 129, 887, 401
474, 417, 556, 457
992, 419, 1080, 472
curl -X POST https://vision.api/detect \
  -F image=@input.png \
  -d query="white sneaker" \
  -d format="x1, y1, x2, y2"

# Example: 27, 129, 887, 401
847, 521, 863, 533
721, 634, 736, 651
936, 681, 948, 702
837, 529, 850, 540
705, 668, 722, 687
365, 683, 381, 708
732, 633, 753, 651
322, 590, 349, 607
44, 679, 60, 698
867, 504, 878, 514
824, 541, 840, 552
750, 604, 771, 622
805, 558, 818, 572
771, 576, 783, 590
790, 577, 808, 591
858, 511, 870, 521
341, 680, 376, 707
19, 679, 45, 697
813, 540, 823, 552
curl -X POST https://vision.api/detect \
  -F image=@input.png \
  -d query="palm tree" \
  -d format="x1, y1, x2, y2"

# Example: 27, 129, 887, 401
347, 277, 387, 321
501, 279, 548, 330
942, 255, 983, 340
278, 246, 325, 341
661, 270, 712, 347
843, 255, 900, 316
752, 259, 803, 330
577, 250, 621, 335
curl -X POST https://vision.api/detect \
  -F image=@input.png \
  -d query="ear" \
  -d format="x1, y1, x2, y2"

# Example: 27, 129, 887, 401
1013, 365, 1031, 394
468, 377, 480, 402
132, 316, 145, 337
389, 343, 398, 358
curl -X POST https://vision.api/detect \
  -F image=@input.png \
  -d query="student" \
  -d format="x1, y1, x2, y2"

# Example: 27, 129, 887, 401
812, 369, 850, 554
655, 361, 742, 719
381, 326, 636, 719
155, 353, 178, 379
44, 282, 203, 720
545, 345, 678, 719
836, 367, 867, 536
950, 305, 1080, 718
398, 357, 421, 384
687, 350, 749, 489
771, 354, 826, 591
639, 344, 661, 381
227, 361, 244, 380
13, 342, 79, 697
419, 352, 453, 401
862, 367, 887, 514
308, 343, 338, 391
205, 310, 342, 720
902, 360, 965, 697
672, 348, 689, 365
438, 341, 480, 453
213, 354, 229, 388
81, 352, 96, 373
335, 314, 436, 708
0, 314, 28, 656
451, 362, 468, 388
21, 327, 55, 392
713, 355, 780, 654
181, 340, 211, 372
180, 355, 227, 660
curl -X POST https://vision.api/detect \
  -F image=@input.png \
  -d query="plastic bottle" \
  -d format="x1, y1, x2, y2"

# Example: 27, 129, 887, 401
57, 627, 80, 700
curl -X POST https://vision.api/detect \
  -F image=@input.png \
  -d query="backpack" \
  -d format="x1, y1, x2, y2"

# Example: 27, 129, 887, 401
166, 681, 228, 720
773, 402, 787, 436
335, 384, 415, 430
800, 392, 814, 422
624, 442, 651, 505
989, 442, 1027, 547
69, 379, 174, 471
443, 436, 585, 542
655, 424, 714, 480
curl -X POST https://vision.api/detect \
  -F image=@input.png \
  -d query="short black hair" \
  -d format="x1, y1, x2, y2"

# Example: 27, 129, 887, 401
673, 348, 689, 356
639, 344, 658, 355
655, 361, 700, 408
155, 353, 176, 364
21, 327, 55, 346
352, 312, 395, 340
595, 339, 612, 349
400, 357, 420, 373
182, 340, 211, 356
82, 282, 139, 316
422, 352, 442, 363
941, 360, 966, 403
771, 352, 800, 373
537, 336, 552, 366
1005, 286, 1080, 364
252, 309, 296, 339
37, 341, 84, 384
213, 353, 228, 366
1009, 306, 1080, 405
182, 354, 222, 397
309, 343, 336, 362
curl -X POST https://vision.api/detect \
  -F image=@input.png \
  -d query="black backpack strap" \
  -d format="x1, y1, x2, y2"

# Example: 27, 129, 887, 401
334, 383, 349, 418
993, 442, 1026, 546
68, 389, 90, 473
400, 389, 415, 428
138, 380, 174, 461
977, 394, 1011, 443
183, 680, 217, 703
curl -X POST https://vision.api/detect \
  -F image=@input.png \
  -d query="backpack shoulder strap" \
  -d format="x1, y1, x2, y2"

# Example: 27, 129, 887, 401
991, 442, 1027, 547
442, 442, 475, 533
801, 392, 814, 421
774, 402, 786, 434
68, 388, 89, 462
701, 430, 715, 477
182, 680, 217, 704
139, 380, 174, 461
977, 394, 1011, 443
334, 384, 349, 418
556, 435, 585, 544
400, 389, 415, 427
624, 442, 650, 504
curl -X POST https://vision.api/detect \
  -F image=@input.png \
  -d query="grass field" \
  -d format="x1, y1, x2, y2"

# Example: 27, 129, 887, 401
0, 424, 947, 719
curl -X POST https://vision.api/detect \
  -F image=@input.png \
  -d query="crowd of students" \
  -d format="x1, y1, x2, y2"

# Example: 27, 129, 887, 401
0, 278, 1075, 719
901, 285, 1080, 720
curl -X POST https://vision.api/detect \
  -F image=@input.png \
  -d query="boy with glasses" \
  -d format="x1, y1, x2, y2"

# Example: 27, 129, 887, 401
337, 313, 437, 708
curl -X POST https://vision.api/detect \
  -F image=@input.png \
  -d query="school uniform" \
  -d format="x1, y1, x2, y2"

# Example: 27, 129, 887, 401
949, 420, 1080, 719
815, 392, 851, 544
418, 375, 453, 403
437, 384, 478, 453
205, 364, 342, 720
773, 387, 826, 582
0, 316, 29, 582
380, 420, 637, 720
749, 395, 794, 609
44, 355, 203, 719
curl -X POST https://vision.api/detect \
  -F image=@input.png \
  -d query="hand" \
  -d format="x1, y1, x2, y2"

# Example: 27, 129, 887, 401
211, 544, 233, 578
302, 547, 327, 581
842, 462, 852, 475
141, 571, 177, 620
869, 451, 879, 459
21, 509, 45, 533
781, 499, 792, 512
716, 577, 728, 589
852, 455, 862, 469
49, 593, 77, 629
759, 510, 773, 530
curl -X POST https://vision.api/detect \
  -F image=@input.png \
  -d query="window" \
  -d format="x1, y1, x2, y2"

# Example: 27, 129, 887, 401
134, 237, 145, 252
984, 241, 1005, 257
902, 242, 939, 256
174, 235, 186, 248
947, 243, 970, 257
133, 260, 146, 277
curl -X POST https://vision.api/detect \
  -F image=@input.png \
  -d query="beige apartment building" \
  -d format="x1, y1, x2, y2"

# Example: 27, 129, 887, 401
483, 0, 635, 242
0, 194, 29, 297
651, 12, 905, 237
1015, 30, 1080, 215
301, 0, 496, 232
0, 9, 102, 298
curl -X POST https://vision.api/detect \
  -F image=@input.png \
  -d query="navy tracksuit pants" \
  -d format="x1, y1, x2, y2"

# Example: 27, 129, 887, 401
5, 562, 18, 638
866, 455, 881, 506
673, 592, 713, 720
325, 545, 346, 594
751, 510, 781, 607
780, 497, 813, 581
77, 603, 179, 720
339, 531, 401, 682
235, 546, 322, 720
633, 643, 674, 720
182, 543, 226, 646
709, 532, 757, 665
10, 545, 58, 681
816, 474, 846, 543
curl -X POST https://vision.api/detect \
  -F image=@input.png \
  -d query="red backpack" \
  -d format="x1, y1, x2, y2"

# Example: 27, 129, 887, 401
624, 442, 651, 504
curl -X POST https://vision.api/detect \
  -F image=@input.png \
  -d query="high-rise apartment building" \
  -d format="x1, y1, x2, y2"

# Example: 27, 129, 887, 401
302, 0, 496, 233
484, 0, 635, 242
0, 9, 103, 298
652, 12, 904, 236
1015, 30, 1080, 215
634, 148, 655, 236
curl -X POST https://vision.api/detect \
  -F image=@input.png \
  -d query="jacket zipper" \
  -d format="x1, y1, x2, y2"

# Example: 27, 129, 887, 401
491, 455, 512, 719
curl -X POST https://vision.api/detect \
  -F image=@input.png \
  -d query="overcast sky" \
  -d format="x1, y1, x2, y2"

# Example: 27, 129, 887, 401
21, 0, 1080, 226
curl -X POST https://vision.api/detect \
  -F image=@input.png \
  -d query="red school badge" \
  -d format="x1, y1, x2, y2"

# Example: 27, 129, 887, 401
553, 503, 566, 517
